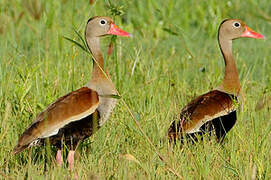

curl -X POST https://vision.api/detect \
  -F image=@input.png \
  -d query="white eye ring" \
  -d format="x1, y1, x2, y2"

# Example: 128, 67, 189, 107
100, 19, 107, 26
233, 22, 241, 28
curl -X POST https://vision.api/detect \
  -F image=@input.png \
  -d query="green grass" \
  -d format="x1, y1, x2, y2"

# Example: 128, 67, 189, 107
1, 0, 271, 179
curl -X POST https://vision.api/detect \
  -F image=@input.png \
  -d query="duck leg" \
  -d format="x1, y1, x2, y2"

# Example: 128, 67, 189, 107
67, 150, 75, 171
68, 150, 79, 179
56, 149, 63, 166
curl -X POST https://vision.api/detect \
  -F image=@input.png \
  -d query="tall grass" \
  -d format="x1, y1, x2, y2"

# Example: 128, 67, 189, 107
0, 0, 271, 179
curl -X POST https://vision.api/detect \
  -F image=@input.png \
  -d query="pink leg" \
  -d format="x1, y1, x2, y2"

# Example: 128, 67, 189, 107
68, 150, 78, 179
56, 149, 63, 166
67, 150, 75, 171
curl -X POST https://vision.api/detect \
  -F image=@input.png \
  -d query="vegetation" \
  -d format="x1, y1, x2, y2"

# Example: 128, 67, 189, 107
0, 0, 271, 179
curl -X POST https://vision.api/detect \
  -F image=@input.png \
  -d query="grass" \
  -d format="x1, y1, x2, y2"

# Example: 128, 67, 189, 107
1, 0, 271, 179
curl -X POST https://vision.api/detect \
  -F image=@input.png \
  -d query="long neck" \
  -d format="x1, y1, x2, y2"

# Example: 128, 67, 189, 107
86, 37, 106, 79
218, 35, 241, 95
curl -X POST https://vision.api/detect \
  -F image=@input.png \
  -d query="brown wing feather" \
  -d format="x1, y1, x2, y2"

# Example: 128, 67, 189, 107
38, 110, 101, 150
13, 87, 99, 154
168, 90, 237, 140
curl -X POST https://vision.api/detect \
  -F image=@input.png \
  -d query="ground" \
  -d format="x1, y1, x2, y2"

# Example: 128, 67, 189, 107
0, 0, 271, 179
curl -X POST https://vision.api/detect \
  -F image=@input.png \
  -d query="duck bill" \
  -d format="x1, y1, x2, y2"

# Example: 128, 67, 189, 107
241, 25, 265, 39
108, 23, 131, 37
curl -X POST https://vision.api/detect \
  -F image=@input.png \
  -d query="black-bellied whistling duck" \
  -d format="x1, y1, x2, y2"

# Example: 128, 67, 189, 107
13, 16, 131, 170
168, 19, 264, 143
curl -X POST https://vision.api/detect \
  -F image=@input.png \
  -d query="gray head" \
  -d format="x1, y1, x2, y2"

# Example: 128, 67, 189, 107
85, 16, 131, 38
218, 19, 264, 40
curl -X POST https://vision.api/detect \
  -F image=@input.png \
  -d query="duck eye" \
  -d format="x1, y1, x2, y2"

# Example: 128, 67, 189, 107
233, 22, 240, 28
100, 19, 107, 26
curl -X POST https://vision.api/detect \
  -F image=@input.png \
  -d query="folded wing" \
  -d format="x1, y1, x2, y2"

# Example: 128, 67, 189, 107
13, 87, 99, 154
168, 90, 237, 140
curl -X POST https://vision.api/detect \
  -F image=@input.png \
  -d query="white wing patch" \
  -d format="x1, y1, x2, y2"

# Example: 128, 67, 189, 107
39, 103, 99, 139
41, 129, 59, 138
185, 108, 235, 134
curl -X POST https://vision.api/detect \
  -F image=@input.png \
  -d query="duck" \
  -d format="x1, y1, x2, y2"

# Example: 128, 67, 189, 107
168, 19, 264, 143
13, 16, 131, 170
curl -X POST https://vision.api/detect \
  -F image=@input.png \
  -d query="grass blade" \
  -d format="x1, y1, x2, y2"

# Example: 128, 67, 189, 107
63, 36, 89, 54
73, 28, 89, 52
99, 94, 121, 99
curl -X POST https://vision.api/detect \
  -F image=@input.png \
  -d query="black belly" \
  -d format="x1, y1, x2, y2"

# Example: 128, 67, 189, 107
39, 110, 100, 149
187, 110, 237, 142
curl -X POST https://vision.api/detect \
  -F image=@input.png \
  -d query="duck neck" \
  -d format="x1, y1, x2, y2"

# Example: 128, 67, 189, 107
218, 35, 241, 95
86, 37, 106, 80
